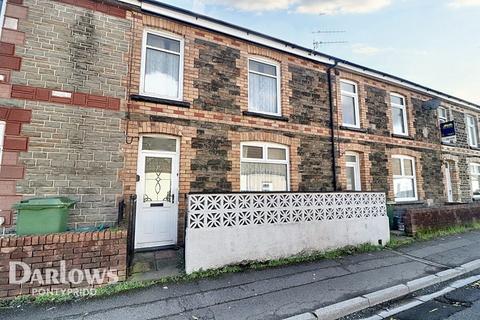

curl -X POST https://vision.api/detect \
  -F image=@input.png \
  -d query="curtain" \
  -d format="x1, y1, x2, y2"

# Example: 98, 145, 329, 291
144, 49, 180, 98
342, 94, 356, 125
249, 73, 278, 114
240, 162, 287, 191
392, 107, 405, 134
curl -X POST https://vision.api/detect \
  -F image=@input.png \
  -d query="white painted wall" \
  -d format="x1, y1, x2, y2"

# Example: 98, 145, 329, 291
185, 216, 390, 274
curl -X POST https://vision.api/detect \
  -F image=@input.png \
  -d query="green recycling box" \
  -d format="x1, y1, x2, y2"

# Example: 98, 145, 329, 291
14, 197, 76, 235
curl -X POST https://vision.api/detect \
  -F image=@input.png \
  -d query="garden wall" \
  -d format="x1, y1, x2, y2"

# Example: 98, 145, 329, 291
0, 229, 127, 299
404, 203, 480, 235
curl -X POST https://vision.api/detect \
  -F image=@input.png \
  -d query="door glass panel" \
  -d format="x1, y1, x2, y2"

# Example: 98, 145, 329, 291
142, 137, 177, 152
144, 157, 172, 203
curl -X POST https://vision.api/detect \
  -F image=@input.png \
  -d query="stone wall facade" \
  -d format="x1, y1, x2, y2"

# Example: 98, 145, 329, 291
2, 0, 480, 245
0, 0, 130, 230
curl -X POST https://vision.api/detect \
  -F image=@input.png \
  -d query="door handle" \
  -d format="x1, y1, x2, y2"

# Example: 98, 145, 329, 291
171, 194, 175, 204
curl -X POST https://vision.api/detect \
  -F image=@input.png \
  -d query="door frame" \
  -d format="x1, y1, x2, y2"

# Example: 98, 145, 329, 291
134, 134, 180, 249
445, 161, 453, 203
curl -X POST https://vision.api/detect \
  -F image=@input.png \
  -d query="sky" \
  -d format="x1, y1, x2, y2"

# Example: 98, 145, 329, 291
153, 0, 480, 104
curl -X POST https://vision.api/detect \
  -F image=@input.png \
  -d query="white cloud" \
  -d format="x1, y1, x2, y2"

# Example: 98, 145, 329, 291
448, 0, 480, 8
351, 44, 386, 55
203, 0, 392, 14
296, 0, 392, 14
203, 0, 296, 11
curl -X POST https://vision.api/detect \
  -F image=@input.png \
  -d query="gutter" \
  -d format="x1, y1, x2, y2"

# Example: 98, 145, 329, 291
119, 0, 480, 111
327, 62, 339, 191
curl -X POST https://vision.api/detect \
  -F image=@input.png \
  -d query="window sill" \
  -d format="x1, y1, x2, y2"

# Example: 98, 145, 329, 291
130, 94, 191, 108
392, 200, 425, 205
391, 133, 414, 140
441, 141, 457, 146
242, 111, 289, 122
469, 146, 480, 151
340, 126, 367, 133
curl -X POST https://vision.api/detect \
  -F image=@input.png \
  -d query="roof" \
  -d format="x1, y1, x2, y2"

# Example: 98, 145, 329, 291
119, 0, 480, 110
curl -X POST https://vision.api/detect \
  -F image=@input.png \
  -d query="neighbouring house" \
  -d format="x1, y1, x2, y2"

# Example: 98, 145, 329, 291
0, 0, 478, 274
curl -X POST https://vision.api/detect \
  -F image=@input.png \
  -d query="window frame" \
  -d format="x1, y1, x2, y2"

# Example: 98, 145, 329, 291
392, 155, 418, 202
247, 56, 282, 116
139, 29, 185, 101
0, 120, 5, 165
465, 114, 478, 147
340, 80, 360, 128
0, 0, 6, 39
240, 141, 290, 192
438, 107, 449, 124
470, 163, 480, 199
345, 151, 361, 191
390, 93, 409, 136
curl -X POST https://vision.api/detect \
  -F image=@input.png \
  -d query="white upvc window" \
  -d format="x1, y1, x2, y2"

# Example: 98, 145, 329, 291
240, 142, 289, 192
466, 114, 478, 147
0, 0, 6, 39
345, 152, 361, 191
140, 29, 184, 100
391, 93, 408, 136
392, 155, 418, 202
438, 107, 449, 124
470, 163, 480, 199
248, 57, 281, 116
0, 121, 5, 165
340, 80, 360, 128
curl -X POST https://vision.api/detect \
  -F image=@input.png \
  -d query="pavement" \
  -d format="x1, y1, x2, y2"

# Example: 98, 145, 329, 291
2, 230, 480, 320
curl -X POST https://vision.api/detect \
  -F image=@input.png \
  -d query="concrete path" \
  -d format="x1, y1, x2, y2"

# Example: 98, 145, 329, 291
2, 231, 480, 320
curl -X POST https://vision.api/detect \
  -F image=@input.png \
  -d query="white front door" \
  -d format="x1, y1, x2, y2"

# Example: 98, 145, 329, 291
445, 162, 453, 202
135, 135, 179, 249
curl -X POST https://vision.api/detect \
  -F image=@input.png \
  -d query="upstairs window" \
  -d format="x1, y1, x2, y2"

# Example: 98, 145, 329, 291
241, 142, 289, 192
340, 80, 360, 128
0, 121, 5, 165
248, 58, 281, 116
466, 114, 478, 147
392, 155, 417, 202
438, 107, 449, 124
141, 30, 184, 100
345, 152, 361, 191
391, 93, 408, 136
470, 163, 480, 199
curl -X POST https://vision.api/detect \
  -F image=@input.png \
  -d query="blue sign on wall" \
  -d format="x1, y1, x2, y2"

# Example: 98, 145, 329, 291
440, 121, 456, 138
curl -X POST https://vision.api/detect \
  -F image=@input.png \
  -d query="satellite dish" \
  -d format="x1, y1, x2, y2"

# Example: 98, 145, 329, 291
422, 98, 442, 110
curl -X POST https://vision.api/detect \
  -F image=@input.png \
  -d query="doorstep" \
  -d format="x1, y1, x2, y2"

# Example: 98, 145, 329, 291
129, 248, 184, 281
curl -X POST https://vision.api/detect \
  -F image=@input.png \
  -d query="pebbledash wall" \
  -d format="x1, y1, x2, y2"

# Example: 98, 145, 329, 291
0, 0, 130, 230
1, 0, 480, 243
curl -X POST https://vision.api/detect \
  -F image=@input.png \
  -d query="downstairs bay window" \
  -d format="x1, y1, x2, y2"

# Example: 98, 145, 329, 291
240, 142, 289, 192
392, 155, 417, 202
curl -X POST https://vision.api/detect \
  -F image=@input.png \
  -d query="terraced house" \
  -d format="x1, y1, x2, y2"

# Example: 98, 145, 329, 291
1, 0, 479, 252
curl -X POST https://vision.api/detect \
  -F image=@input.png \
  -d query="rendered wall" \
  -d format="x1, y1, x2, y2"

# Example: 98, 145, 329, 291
185, 192, 390, 273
